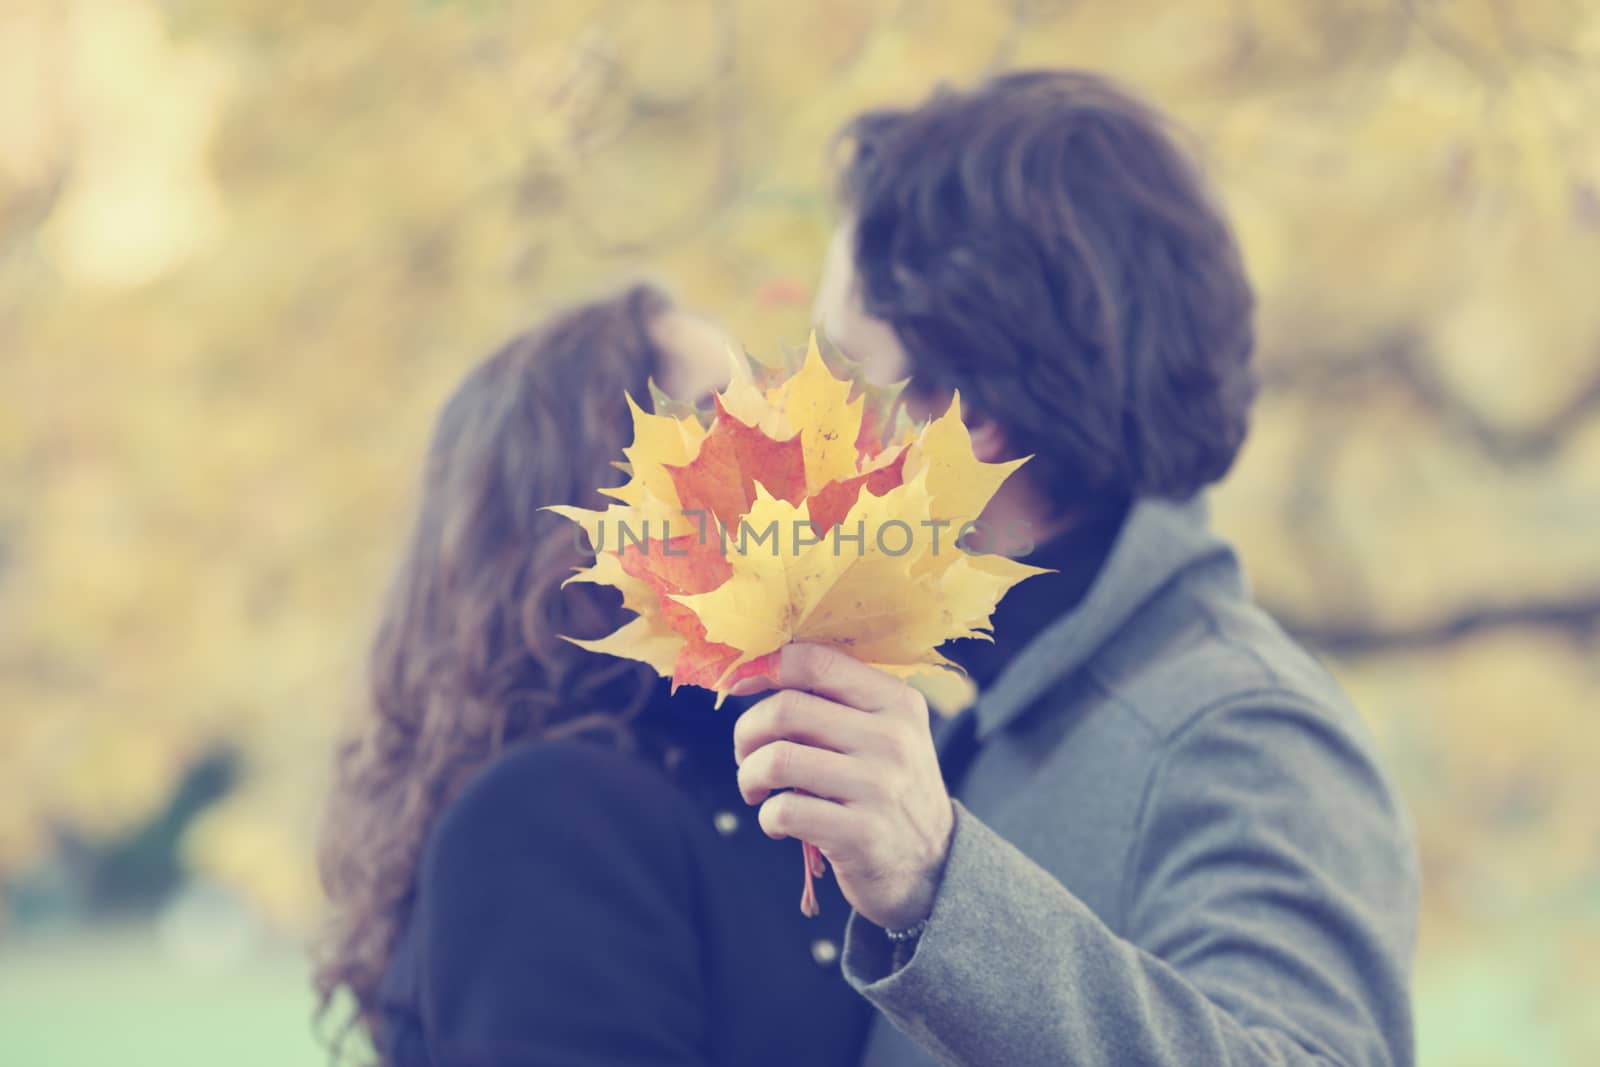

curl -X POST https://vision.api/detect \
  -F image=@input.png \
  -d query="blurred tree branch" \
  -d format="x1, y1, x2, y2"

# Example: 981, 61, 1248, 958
1264, 337, 1600, 464
1272, 588, 1600, 654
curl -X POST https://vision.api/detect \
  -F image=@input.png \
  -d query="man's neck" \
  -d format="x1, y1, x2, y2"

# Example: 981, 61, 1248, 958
941, 486, 1129, 691
976, 474, 1076, 557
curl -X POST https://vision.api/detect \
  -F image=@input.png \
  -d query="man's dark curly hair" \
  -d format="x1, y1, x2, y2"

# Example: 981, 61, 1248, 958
837, 70, 1258, 515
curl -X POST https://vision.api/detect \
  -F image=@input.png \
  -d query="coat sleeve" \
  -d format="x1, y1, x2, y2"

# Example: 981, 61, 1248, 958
840, 697, 1419, 1067
416, 741, 711, 1067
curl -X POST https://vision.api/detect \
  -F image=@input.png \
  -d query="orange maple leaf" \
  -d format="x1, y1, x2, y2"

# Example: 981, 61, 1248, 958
806, 447, 909, 534
616, 531, 739, 691
665, 395, 807, 531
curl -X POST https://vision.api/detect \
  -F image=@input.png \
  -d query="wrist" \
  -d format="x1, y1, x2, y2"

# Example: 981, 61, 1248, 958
878, 800, 956, 930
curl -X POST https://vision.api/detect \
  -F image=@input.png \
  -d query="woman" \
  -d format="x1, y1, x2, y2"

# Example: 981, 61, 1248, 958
314, 285, 874, 1066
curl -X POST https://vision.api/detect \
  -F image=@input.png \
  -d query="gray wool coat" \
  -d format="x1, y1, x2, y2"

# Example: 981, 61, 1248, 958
840, 496, 1420, 1067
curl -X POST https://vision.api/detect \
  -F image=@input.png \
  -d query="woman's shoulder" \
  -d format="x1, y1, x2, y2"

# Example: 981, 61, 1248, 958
424, 735, 705, 882
465, 733, 685, 800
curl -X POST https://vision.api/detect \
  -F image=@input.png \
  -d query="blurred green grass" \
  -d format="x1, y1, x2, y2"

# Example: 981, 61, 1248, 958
0, 927, 325, 1067
4, 915, 1599, 1066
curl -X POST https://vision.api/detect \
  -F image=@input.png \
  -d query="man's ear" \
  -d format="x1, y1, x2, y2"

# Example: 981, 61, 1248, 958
965, 412, 1012, 464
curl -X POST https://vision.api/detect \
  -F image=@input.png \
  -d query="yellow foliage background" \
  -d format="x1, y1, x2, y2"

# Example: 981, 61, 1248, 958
2, 1, 1598, 1063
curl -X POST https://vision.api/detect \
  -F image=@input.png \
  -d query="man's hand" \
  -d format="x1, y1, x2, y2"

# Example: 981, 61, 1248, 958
730, 643, 955, 931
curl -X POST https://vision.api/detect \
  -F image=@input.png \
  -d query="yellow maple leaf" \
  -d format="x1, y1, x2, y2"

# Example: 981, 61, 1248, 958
599, 393, 707, 509
903, 390, 1029, 528
781, 336, 865, 494
716, 345, 791, 439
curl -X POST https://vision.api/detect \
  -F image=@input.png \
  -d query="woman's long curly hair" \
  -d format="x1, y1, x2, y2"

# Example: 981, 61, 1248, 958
314, 284, 673, 1055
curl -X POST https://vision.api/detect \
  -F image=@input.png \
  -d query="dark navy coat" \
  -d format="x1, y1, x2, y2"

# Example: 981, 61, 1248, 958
377, 682, 874, 1067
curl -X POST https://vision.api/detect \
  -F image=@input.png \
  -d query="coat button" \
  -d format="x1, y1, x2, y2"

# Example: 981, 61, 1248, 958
713, 811, 740, 836
810, 939, 839, 966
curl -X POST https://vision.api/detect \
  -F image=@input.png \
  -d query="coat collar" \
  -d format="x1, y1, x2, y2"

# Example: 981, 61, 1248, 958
971, 494, 1240, 742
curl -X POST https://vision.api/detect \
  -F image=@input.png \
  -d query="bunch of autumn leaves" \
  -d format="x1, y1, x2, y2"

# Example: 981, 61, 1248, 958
552, 337, 1045, 698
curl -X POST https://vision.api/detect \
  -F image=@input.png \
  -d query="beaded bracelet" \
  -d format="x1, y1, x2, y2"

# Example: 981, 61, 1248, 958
883, 917, 929, 943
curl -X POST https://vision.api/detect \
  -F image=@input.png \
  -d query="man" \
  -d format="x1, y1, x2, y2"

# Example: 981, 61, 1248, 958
729, 71, 1419, 1066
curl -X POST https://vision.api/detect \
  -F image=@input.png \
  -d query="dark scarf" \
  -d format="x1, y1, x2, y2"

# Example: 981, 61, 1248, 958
936, 500, 1129, 788
941, 502, 1129, 687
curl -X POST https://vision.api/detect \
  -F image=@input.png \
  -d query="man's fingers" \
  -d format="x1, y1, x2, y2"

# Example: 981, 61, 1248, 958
756, 790, 860, 852
774, 643, 914, 714
725, 670, 777, 698
733, 689, 892, 766
737, 739, 882, 806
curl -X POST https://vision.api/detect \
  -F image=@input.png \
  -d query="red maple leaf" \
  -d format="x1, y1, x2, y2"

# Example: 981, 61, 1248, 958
805, 447, 909, 533
666, 397, 807, 530
617, 529, 729, 599
671, 625, 743, 691
616, 530, 740, 691
855, 404, 887, 460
